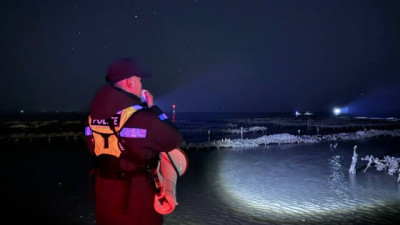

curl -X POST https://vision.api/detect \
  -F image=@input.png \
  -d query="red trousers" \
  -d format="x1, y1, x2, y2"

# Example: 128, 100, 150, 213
95, 175, 163, 225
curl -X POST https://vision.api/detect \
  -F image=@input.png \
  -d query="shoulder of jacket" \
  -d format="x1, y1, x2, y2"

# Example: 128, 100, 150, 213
127, 107, 157, 121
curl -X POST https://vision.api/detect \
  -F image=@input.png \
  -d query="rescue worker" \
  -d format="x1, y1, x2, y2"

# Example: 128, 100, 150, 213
84, 57, 183, 225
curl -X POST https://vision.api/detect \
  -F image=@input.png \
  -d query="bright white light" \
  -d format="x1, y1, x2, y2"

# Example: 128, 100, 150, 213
216, 146, 399, 222
333, 108, 341, 115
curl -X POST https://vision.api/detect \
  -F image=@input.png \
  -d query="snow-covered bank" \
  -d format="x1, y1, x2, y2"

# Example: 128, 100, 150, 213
183, 129, 400, 149
177, 126, 268, 134
2, 113, 400, 146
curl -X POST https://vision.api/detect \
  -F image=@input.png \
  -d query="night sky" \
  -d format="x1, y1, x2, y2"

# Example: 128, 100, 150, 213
1, 0, 399, 115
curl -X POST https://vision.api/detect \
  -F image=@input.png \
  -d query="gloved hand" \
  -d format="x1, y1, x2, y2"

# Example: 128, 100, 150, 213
154, 178, 178, 215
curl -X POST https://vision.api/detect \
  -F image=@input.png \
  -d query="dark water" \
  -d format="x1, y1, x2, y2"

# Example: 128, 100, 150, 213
2, 138, 400, 225
165, 138, 400, 225
0, 141, 94, 225
1, 112, 400, 224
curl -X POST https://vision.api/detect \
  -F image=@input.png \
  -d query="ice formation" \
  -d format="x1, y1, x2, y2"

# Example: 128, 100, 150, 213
361, 152, 400, 183
348, 145, 358, 174
183, 129, 400, 149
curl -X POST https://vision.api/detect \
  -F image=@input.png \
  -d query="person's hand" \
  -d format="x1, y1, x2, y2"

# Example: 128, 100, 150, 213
141, 89, 154, 107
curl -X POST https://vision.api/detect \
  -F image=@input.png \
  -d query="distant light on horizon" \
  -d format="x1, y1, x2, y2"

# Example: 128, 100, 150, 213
172, 104, 176, 122
333, 107, 349, 116
333, 108, 341, 115
296, 111, 314, 117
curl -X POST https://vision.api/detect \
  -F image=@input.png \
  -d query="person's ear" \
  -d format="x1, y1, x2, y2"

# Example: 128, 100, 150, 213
127, 77, 133, 87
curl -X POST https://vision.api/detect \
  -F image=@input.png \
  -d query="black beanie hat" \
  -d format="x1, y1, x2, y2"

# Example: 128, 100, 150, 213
106, 57, 151, 83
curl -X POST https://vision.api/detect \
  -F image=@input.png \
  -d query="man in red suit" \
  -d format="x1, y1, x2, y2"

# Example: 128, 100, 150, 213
85, 57, 183, 225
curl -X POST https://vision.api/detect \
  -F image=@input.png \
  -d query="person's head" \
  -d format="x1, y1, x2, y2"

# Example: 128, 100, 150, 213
105, 57, 151, 97
115, 75, 142, 97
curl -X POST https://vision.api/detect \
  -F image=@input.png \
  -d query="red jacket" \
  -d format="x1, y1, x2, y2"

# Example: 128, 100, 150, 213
85, 85, 183, 225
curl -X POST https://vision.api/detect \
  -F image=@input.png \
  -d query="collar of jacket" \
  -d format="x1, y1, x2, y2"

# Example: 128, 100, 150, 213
110, 84, 140, 100
110, 84, 148, 109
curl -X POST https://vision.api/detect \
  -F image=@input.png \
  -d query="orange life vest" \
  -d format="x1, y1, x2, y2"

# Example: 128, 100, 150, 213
88, 104, 144, 158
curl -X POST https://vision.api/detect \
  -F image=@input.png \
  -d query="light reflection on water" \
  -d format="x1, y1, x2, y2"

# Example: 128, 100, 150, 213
165, 139, 400, 225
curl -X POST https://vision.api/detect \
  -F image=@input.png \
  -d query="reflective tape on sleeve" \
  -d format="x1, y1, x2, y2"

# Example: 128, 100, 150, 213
133, 105, 143, 110
158, 113, 168, 120
120, 128, 147, 138
85, 126, 92, 136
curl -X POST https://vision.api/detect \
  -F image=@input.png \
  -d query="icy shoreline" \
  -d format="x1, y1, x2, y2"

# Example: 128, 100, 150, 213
2, 114, 400, 146
183, 129, 400, 149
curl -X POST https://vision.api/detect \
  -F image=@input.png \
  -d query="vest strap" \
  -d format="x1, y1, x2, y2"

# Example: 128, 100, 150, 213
100, 133, 111, 148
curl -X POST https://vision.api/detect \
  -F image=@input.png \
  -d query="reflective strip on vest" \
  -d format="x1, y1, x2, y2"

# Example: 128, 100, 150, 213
85, 126, 92, 136
159, 113, 168, 120
133, 105, 144, 110
120, 128, 147, 138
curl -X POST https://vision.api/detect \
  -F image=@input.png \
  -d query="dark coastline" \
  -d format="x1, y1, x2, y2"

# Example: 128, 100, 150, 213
2, 112, 400, 146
